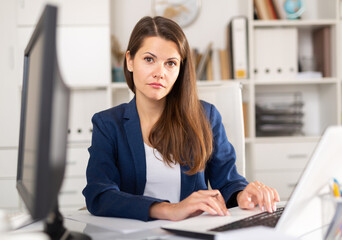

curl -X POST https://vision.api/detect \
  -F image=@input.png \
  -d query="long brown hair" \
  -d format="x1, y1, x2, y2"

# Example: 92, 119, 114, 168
124, 16, 213, 175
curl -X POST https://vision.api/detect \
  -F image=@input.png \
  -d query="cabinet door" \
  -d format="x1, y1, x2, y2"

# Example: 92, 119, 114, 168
65, 147, 89, 177
254, 170, 302, 200
59, 177, 86, 207
0, 0, 20, 147
57, 26, 111, 87
0, 149, 19, 209
0, 149, 18, 178
253, 141, 317, 171
0, 180, 20, 209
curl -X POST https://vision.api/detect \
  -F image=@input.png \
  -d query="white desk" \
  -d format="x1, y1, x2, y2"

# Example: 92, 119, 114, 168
7, 207, 327, 240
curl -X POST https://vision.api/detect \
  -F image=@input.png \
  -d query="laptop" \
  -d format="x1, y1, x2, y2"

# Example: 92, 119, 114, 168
162, 125, 342, 239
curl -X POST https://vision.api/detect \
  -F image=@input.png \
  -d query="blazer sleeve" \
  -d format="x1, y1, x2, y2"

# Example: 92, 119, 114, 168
82, 112, 167, 221
204, 104, 249, 207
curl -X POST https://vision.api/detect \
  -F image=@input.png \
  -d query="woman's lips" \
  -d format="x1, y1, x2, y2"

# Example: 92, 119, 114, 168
149, 82, 165, 88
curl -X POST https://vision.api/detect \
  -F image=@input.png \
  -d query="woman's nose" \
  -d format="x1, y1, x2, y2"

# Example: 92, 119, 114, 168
153, 64, 165, 79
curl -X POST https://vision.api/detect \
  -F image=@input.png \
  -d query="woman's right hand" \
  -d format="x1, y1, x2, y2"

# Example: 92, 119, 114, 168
149, 189, 230, 221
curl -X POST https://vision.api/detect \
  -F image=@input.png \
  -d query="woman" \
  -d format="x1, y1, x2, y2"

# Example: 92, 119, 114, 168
83, 16, 279, 221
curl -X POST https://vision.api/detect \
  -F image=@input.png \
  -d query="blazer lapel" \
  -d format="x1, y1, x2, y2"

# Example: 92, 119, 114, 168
123, 98, 146, 195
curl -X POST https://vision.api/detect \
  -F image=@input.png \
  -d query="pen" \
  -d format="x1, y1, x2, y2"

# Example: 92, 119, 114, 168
333, 178, 341, 198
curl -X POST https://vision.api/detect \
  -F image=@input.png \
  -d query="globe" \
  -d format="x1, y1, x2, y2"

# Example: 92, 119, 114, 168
284, 0, 305, 19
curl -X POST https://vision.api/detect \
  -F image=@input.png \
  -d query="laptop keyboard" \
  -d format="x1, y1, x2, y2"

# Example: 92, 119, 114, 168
209, 207, 285, 232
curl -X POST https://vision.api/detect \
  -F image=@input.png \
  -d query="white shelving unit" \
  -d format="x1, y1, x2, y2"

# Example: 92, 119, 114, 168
245, 0, 342, 200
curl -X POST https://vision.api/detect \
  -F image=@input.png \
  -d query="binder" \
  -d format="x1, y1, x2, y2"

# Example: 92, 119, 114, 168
254, 28, 298, 81
229, 17, 248, 79
313, 27, 332, 77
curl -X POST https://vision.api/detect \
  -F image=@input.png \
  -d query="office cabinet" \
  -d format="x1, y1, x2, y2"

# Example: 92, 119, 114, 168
0, 0, 20, 147
0, 0, 111, 211
251, 141, 317, 200
0, 0, 20, 211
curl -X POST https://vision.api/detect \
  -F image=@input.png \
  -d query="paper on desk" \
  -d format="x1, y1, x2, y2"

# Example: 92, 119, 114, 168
64, 210, 171, 234
215, 226, 299, 240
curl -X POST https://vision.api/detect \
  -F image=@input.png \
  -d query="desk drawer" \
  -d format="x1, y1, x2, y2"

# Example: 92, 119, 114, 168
254, 170, 302, 200
59, 177, 86, 207
0, 179, 20, 209
0, 149, 18, 178
65, 147, 89, 177
254, 142, 317, 171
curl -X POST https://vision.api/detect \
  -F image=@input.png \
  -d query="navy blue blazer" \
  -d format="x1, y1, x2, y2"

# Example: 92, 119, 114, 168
82, 97, 248, 221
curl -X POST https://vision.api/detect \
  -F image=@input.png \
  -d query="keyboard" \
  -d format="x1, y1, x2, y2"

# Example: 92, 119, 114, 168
209, 207, 285, 232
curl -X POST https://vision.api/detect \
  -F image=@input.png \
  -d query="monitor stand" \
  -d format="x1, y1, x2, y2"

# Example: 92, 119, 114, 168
44, 203, 91, 240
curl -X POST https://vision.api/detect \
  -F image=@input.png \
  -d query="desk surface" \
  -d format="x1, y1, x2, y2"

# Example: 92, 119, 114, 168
9, 207, 326, 240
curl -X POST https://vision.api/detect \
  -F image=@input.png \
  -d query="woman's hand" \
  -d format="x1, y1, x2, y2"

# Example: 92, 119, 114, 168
149, 189, 230, 221
237, 181, 280, 213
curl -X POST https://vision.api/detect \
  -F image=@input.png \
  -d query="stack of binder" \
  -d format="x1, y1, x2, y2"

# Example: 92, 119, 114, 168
255, 92, 304, 136
254, 28, 298, 81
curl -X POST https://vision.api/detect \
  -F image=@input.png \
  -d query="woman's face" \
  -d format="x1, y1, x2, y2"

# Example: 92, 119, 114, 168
126, 36, 181, 103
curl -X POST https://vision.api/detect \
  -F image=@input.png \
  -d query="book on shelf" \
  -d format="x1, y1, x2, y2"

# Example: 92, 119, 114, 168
196, 42, 213, 80
229, 16, 248, 79
272, 0, 287, 19
211, 48, 221, 81
266, 0, 278, 19
219, 49, 232, 80
254, 0, 271, 20
254, 0, 286, 20
313, 26, 332, 78
206, 50, 214, 81
192, 48, 201, 71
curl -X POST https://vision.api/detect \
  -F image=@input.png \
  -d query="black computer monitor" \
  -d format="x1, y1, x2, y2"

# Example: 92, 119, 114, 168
16, 5, 90, 240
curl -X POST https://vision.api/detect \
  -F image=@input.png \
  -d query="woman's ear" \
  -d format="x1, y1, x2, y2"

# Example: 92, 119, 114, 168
126, 51, 133, 72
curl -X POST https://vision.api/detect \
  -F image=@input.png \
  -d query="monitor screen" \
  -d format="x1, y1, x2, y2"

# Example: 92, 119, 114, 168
17, 4, 69, 221
16, 5, 91, 239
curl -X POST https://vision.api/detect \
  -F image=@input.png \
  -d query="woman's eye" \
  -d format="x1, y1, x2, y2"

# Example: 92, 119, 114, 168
144, 57, 153, 63
167, 61, 176, 67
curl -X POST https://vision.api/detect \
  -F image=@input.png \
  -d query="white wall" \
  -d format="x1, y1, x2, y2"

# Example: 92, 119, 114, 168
110, 0, 249, 53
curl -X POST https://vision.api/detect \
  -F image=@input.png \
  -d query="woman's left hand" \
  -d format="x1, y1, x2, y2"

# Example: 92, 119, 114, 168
237, 181, 280, 213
